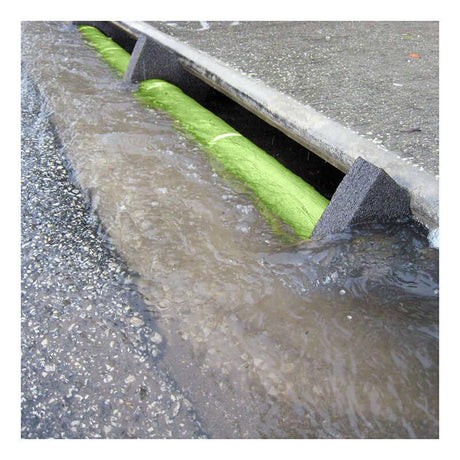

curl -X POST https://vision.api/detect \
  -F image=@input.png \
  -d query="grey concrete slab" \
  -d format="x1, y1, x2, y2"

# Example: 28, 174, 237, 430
118, 21, 438, 230
147, 21, 439, 177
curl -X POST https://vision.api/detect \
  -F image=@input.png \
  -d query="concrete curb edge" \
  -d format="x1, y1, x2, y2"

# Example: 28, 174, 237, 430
117, 21, 439, 231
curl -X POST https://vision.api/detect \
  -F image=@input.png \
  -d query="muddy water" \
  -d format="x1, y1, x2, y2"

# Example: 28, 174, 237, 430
21, 22, 439, 438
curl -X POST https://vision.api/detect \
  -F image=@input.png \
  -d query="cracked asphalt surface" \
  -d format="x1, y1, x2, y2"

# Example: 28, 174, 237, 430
21, 71, 207, 439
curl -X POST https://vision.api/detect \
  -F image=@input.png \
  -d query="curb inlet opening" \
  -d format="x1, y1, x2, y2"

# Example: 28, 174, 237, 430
78, 23, 347, 239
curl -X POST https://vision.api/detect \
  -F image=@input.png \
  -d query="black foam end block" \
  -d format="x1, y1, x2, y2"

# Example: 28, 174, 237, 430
125, 35, 211, 102
312, 157, 412, 238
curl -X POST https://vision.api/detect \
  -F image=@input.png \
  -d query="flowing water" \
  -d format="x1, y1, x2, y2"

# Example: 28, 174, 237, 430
21, 21, 439, 438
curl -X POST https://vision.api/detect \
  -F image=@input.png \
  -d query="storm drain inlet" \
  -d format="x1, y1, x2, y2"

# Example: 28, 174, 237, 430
78, 24, 330, 239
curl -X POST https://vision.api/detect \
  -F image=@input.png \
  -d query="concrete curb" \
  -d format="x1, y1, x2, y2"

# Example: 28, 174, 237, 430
75, 21, 438, 233
116, 21, 438, 232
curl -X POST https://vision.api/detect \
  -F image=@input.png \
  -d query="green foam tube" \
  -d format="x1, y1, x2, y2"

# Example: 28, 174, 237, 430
78, 25, 329, 238
137, 80, 329, 238
78, 25, 131, 75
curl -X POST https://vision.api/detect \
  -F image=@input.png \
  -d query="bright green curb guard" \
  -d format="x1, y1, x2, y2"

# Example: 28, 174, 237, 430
79, 25, 130, 75
79, 25, 329, 238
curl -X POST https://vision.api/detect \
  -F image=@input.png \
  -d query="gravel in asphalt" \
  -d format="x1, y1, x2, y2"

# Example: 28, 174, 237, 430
21, 70, 206, 439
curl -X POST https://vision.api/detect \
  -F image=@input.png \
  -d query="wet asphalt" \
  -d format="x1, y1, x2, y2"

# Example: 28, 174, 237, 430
20, 71, 207, 439
19, 21, 440, 441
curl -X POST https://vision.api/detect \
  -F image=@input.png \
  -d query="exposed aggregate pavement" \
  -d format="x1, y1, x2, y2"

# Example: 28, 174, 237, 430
21, 71, 207, 439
